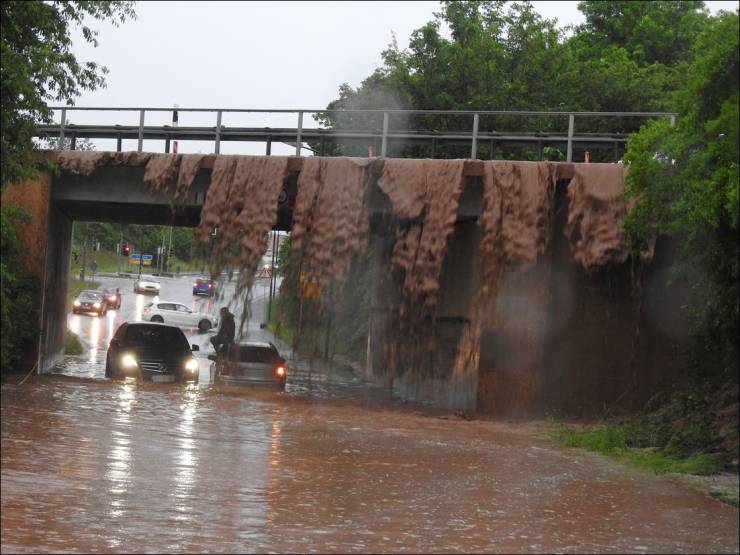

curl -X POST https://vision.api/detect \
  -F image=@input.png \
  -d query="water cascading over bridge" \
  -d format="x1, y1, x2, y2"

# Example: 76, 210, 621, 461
3, 107, 689, 417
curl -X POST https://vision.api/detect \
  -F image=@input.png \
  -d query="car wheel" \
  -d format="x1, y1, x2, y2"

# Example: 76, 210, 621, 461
151, 315, 164, 323
198, 319, 212, 332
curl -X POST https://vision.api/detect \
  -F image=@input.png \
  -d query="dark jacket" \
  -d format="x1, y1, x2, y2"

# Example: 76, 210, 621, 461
214, 311, 235, 345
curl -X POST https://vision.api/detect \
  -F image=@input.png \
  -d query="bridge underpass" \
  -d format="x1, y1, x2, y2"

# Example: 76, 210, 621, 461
4, 107, 689, 416
5, 149, 691, 417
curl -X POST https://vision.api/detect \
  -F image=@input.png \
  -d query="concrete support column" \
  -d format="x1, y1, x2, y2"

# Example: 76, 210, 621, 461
39, 205, 73, 372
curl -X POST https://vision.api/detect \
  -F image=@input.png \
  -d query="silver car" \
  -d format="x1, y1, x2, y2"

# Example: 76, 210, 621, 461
210, 342, 287, 390
134, 277, 161, 294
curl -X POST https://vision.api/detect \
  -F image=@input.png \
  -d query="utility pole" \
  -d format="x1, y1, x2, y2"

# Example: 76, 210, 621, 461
138, 228, 144, 279
117, 230, 123, 275
80, 224, 88, 282
167, 225, 173, 274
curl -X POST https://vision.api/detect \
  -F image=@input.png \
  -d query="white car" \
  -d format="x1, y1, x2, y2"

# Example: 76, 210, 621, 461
134, 278, 161, 294
143, 301, 218, 331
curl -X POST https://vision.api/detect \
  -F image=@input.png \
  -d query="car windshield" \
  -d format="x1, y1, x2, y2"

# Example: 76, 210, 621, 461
124, 325, 189, 350
235, 345, 278, 363
79, 291, 101, 300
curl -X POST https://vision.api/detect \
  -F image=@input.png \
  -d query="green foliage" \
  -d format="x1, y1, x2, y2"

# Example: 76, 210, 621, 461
1, 0, 135, 187
557, 425, 725, 475
64, 330, 83, 355
1, 206, 39, 372
624, 12, 739, 377
272, 235, 374, 363
575, 1, 709, 65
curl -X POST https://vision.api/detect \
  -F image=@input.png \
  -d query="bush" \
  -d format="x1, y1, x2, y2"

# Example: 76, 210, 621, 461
64, 330, 82, 355
1, 205, 39, 373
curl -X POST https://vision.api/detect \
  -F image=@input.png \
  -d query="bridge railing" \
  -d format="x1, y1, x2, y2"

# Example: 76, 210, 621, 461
40, 107, 677, 162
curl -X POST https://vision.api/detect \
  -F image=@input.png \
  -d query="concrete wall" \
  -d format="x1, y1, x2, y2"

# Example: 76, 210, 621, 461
38, 205, 73, 372
475, 183, 691, 417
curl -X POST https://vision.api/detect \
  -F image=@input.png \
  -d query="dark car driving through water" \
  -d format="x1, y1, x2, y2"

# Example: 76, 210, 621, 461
72, 290, 107, 316
105, 322, 200, 383
210, 341, 287, 390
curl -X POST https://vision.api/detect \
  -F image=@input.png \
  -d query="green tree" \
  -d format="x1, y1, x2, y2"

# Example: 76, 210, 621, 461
0, 207, 39, 372
1, 0, 135, 187
624, 12, 739, 377
318, 1, 713, 161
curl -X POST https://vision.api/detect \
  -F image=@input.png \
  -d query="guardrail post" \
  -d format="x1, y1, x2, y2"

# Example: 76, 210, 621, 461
471, 113, 480, 159
295, 111, 303, 156
215, 110, 223, 154
59, 108, 67, 148
381, 112, 389, 157
566, 113, 575, 162
137, 109, 145, 152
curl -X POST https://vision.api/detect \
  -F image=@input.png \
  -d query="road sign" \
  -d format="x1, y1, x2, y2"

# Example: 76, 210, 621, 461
129, 253, 141, 265
142, 254, 153, 266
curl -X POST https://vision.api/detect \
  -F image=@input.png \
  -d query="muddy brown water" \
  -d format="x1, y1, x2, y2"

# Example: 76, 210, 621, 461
2, 377, 738, 554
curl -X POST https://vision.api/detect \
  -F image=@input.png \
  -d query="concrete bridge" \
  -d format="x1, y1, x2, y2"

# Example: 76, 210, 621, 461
3, 108, 688, 416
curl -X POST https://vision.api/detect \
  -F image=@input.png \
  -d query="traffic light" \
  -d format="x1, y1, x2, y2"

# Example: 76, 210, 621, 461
122, 243, 130, 256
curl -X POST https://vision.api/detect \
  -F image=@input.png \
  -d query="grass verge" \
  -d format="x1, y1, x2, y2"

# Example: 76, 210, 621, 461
65, 330, 83, 355
70, 249, 208, 275
556, 424, 725, 475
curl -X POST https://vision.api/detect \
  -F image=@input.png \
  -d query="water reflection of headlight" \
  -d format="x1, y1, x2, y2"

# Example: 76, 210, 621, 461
89, 317, 100, 364
135, 295, 144, 322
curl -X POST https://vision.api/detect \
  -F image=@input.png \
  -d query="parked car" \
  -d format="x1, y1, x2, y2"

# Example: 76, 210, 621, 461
105, 322, 200, 383
99, 287, 121, 310
72, 290, 107, 316
134, 277, 161, 294
142, 300, 218, 331
210, 341, 287, 390
193, 278, 216, 297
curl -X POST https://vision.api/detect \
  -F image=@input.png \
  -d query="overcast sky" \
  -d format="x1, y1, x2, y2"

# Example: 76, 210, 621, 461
62, 0, 739, 155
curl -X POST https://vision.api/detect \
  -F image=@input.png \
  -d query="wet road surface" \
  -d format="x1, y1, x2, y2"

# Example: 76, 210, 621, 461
2, 275, 738, 553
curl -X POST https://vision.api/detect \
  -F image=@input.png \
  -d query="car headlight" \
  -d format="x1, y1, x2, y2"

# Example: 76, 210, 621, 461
154, 284, 160, 289
73, 300, 81, 307
121, 354, 138, 369
93, 302, 101, 308
185, 358, 199, 372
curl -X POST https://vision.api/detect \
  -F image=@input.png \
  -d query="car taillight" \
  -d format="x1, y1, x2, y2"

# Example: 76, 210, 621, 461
275, 366, 286, 378
208, 284, 212, 288
194, 283, 198, 287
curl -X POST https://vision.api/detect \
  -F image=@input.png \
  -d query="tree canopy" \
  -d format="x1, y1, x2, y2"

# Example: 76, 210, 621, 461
0, 0, 135, 187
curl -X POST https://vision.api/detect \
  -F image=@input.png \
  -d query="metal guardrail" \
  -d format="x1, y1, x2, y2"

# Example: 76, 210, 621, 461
42, 107, 677, 162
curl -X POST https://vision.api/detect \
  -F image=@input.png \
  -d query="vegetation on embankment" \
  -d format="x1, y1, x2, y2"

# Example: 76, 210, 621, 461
64, 330, 83, 355
69, 247, 207, 277
269, 236, 372, 364
556, 383, 739, 477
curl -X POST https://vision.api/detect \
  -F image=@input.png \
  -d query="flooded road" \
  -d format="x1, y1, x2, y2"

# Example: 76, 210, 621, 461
2, 274, 739, 553
3, 378, 739, 553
